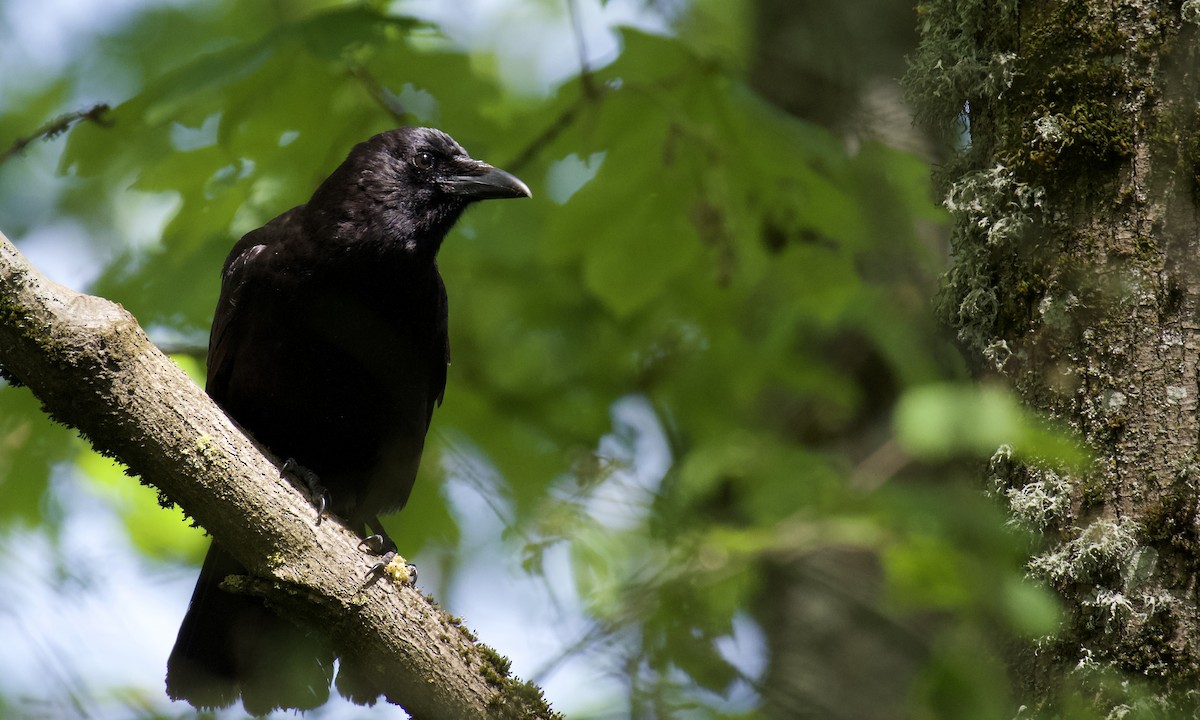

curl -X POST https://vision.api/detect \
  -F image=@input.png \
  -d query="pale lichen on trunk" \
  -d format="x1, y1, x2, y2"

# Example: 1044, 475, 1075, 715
908, 0, 1200, 712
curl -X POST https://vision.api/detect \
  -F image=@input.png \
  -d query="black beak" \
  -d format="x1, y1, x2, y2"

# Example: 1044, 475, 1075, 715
443, 161, 532, 200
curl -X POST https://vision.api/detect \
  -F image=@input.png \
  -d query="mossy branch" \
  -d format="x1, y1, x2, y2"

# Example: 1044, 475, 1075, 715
0, 229, 558, 720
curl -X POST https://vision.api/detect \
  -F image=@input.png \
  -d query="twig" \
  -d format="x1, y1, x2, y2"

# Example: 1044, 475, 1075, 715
565, 0, 599, 99
349, 66, 409, 125
505, 94, 591, 174
1, 104, 112, 166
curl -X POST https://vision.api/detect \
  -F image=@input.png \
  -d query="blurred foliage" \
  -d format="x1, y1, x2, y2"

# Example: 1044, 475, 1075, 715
0, 0, 1106, 718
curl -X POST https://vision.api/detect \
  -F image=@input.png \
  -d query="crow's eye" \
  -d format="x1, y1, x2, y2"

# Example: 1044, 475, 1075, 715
412, 151, 435, 171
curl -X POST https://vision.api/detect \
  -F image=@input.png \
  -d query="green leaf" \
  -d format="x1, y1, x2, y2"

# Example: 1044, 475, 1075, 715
78, 449, 205, 562
895, 383, 1087, 466
1002, 575, 1062, 637
0, 386, 75, 526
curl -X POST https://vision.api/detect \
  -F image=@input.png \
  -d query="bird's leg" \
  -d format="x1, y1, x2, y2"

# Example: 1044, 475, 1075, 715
359, 515, 396, 555
360, 533, 398, 569
281, 458, 328, 525
360, 516, 418, 585
359, 534, 391, 554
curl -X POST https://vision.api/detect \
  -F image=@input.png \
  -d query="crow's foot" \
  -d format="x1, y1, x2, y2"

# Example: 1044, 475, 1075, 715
282, 458, 327, 524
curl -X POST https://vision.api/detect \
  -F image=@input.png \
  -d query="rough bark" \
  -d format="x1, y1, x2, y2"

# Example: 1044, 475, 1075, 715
911, 0, 1200, 712
0, 230, 558, 720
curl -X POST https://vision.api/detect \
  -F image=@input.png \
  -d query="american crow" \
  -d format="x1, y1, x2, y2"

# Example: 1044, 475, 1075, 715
165, 127, 530, 713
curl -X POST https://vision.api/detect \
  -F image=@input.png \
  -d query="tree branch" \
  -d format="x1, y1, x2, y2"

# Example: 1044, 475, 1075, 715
1, 104, 111, 166
0, 230, 558, 720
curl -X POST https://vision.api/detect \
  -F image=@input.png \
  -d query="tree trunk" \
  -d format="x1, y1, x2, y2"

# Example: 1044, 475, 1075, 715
747, 2, 929, 717
911, 0, 1200, 712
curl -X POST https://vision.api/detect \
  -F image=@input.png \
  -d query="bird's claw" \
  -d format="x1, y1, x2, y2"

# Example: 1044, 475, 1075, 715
359, 534, 392, 555
282, 458, 328, 525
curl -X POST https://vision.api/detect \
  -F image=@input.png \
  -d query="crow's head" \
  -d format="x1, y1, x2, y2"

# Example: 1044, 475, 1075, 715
307, 127, 530, 256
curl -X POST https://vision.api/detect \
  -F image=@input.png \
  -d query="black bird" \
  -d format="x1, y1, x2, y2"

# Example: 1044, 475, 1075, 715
165, 127, 530, 713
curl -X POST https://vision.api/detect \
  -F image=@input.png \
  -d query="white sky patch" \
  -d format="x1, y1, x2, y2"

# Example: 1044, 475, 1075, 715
0, 466, 189, 717
15, 220, 105, 289
113, 185, 182, 253
394, 83, 441, 125
0, 0, 191, 96
585, 394, 672, 530
170, 112, 221, 151
546, 151, 606, 204
714, 613, 767, 700
392, 0, 670, 94
437, 439, 627, 715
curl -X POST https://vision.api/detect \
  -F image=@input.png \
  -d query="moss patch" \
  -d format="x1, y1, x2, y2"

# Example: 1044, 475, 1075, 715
1005, 0, 1138, 182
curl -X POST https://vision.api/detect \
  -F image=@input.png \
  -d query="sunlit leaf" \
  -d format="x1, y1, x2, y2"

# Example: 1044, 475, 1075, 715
895, 383, 1087, 466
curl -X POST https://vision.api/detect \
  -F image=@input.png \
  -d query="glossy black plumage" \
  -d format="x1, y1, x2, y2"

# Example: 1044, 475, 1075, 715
165, 127, 529, 713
